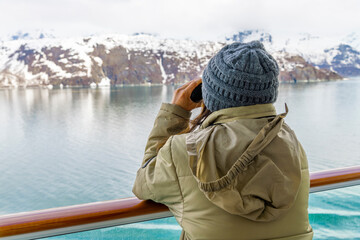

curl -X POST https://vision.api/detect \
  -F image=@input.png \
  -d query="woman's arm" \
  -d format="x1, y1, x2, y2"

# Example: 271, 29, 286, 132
141, 103, 192, 166
133, 79, 202, 202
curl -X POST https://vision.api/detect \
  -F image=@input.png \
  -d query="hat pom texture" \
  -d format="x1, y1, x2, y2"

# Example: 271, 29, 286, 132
202, 41, 279, 112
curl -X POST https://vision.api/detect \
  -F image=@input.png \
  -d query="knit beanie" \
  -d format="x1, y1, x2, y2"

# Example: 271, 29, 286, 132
202, 40, 279, 112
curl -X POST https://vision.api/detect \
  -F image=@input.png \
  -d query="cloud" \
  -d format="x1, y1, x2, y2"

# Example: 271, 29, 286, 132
0, 0, 359, 40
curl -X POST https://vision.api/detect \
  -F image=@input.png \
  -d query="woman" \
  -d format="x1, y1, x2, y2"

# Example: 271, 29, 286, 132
133, 41, 313, 240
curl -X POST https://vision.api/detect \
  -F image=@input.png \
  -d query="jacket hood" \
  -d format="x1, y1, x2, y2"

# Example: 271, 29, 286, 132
186, 104, 302, 222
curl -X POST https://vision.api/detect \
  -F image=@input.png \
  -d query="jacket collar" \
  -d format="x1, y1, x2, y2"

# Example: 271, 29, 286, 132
201, 103, 277, 128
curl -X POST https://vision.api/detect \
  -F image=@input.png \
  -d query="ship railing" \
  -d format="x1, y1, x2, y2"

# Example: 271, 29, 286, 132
1, 165, 360, 240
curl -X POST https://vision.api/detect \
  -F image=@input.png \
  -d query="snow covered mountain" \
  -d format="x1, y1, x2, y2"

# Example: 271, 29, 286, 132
0, 32, 344, 88
342, 32, 360, 51
227, 30, 360, 78
0, 34, 224, 88
1, 30, 55, 42
318, 44, 360, 76
226, 30, 273, 45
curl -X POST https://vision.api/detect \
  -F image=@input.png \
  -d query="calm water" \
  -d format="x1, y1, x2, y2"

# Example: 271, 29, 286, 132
1, 80, 360, 239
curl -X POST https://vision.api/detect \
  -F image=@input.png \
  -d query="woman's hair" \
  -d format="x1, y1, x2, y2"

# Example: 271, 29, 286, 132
188, 103, 212, 132
156, 103, 211, 152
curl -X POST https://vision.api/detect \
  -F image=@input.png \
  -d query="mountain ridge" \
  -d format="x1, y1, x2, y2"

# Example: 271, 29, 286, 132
228, 30, 360, 77
0, 31, 350, 88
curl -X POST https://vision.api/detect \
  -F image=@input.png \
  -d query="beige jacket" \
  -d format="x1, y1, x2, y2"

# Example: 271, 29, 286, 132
133, 103, 313, 240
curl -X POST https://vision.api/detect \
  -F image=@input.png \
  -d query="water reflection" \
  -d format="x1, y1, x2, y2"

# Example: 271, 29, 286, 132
0, 86, 178, 214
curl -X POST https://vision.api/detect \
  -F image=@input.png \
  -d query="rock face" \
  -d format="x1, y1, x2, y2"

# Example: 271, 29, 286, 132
0, 33, 343, 88
274, 52, 342, 82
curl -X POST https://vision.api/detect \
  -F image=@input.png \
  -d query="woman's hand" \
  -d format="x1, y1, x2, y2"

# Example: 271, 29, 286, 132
171, 78, 202, 111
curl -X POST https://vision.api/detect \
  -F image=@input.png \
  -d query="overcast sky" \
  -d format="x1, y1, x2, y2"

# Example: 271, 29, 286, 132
0, 0, 359, 40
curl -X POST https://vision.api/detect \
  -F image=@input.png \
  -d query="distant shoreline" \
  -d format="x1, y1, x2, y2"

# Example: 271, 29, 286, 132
0, 78, 352, 90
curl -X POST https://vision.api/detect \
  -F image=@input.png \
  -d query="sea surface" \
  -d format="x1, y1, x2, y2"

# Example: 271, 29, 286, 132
1, 79, 359, 239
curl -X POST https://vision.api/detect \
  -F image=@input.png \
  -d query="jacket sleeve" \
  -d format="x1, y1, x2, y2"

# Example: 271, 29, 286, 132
132, 103, 191, 204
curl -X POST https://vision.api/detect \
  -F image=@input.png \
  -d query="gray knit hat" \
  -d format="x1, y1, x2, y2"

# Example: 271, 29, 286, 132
202, 40, 279, 112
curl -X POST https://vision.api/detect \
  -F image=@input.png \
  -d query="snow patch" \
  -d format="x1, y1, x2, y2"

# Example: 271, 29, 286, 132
90, 82, 97, 88
93, 56, 103, 66
59, 58, 69, 64
157, 58, 167, 84
98, 77, 111, 87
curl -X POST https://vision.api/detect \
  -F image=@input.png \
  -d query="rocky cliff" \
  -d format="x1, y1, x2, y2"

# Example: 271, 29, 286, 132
274, 52, 341, 82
